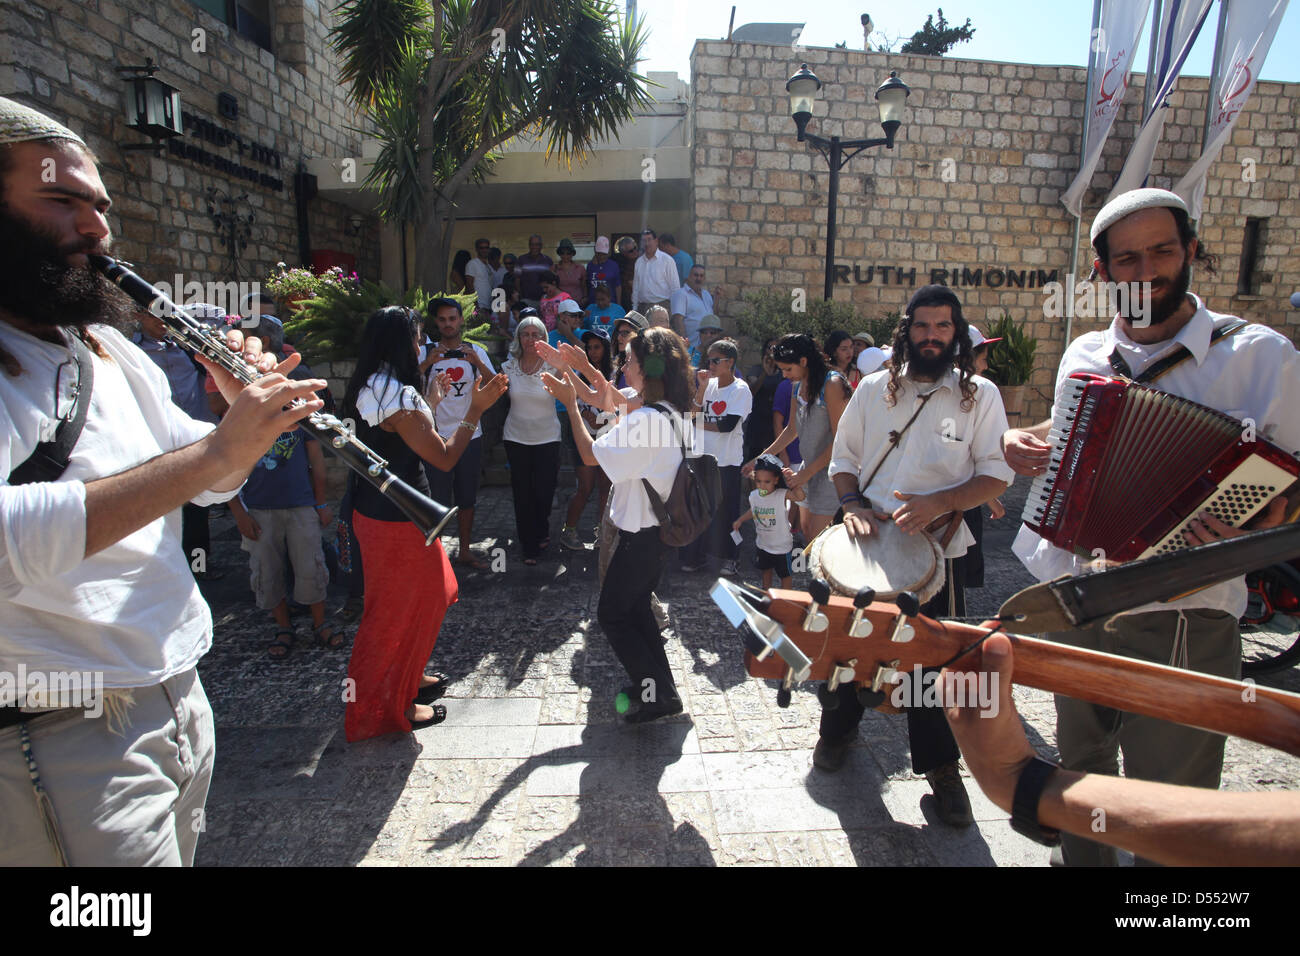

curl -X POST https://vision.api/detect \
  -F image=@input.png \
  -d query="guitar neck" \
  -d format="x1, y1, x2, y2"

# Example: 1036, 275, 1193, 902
749, 591, 1300, 758
1000, 631, 1300, 758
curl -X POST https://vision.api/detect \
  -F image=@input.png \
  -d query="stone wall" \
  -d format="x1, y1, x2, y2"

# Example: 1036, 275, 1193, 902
3, 0, 380, 294
689, 40, 1300, 423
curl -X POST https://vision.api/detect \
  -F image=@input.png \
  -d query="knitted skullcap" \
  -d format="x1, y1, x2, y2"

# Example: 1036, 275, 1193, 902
1090, 188, 1188, 244
0, 96, 87, 148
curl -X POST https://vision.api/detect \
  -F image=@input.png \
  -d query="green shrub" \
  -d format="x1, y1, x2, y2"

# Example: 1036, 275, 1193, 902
284, 283, 500, 366
983, 312, 1037, 386
735, 291, 900, 348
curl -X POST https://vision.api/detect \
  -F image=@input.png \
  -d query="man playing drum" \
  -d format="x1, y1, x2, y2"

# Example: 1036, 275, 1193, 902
822, 285, 1013, 827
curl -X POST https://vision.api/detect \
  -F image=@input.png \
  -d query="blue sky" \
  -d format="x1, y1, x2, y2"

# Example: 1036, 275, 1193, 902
635, 0, 1300, 82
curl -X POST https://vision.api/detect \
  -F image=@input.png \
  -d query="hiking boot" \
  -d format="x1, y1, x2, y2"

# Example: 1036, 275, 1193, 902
559, 527, 584, 551
925, 761, 974, 827
720, 559, 739, 577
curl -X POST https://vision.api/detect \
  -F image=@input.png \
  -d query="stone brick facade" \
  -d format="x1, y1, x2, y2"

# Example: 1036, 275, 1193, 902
689, 41, 1300, 423
2, 0, 380, 296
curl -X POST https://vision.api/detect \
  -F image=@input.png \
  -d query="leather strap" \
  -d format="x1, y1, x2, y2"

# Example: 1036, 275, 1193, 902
1108, 318, 1249, 383
860, 388, 938, 501
1010, 754, 1062, 847
8, 331, 96, 486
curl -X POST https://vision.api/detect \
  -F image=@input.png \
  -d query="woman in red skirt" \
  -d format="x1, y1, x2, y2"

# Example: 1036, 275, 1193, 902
340, 304, 507, 740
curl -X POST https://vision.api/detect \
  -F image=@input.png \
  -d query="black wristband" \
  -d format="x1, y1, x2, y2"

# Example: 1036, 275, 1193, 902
1009, 755, 1062, 847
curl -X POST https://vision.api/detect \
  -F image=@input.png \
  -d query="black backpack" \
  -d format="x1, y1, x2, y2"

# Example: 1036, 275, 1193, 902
640, 402, 721, 547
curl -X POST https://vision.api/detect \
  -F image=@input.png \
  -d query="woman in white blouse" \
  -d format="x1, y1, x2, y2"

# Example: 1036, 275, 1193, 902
541, 327, 691, 723
340, 307, 506, 739
502, 317, 562, 565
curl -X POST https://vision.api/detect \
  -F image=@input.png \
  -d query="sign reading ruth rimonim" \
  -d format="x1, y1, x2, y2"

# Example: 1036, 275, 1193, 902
833, 263, 1060, 289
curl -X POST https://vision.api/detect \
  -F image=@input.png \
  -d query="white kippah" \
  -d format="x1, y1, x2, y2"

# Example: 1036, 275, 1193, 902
0, 96, 87, 148
1090, 188, 1188, 244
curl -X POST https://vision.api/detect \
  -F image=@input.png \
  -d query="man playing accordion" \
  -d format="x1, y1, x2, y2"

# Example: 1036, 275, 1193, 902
1003, 188, 1300, 866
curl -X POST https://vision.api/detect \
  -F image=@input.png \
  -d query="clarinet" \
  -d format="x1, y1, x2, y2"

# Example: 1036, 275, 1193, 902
89, 255, 457, 545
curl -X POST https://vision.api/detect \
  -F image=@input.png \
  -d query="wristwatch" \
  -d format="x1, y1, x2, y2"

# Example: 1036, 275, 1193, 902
1009, 755, 1062, 846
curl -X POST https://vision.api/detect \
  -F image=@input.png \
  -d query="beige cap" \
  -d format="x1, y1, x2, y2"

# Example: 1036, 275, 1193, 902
1090, 188, 1188, 244
0, 96, 87, 148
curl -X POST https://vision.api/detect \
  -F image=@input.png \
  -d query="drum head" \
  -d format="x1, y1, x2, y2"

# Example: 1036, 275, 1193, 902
808, 521, 946, 604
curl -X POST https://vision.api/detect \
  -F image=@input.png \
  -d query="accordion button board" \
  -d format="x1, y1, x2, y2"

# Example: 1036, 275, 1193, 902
1022, 374, 1300, 562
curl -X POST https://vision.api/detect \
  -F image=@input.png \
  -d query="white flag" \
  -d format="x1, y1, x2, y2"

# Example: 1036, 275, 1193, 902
1062, 0, 1154, 217
1109, 0, 1214, 198
1175, 0, 1290, 218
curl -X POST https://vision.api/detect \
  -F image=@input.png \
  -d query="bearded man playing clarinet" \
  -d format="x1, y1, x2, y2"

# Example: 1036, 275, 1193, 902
1003, 188, 1300, 866
0, 97, 327, 865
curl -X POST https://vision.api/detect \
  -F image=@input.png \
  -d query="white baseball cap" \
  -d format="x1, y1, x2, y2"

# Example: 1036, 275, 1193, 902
856, 346, 890, 375
557, 298, 582, 314
967, 326, 1003, 350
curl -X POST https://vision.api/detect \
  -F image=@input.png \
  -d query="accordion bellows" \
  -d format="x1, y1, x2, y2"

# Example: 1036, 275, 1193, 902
1024, 374, 1300, 562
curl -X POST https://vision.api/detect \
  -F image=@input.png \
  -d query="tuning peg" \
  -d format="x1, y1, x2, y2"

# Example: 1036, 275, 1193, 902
896, 590, 920, 618
848, 587, 876, 638
855, 686, 888, 709
817, 683, 841, 710
870, 658, 902, 694
825, 659, 858, 694
801, 579, 831, 633
889, 591, 919, 644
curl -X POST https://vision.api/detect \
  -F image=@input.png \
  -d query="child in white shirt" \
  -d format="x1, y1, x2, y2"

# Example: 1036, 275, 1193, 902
733, 454, 805, 589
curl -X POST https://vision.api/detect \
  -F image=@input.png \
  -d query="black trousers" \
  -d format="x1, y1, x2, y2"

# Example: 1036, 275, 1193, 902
681, 464, 742, 565
504, 440, 560, 559
598, 528, 679, 705
818, 555, 967, 774
181, 503, 210, 572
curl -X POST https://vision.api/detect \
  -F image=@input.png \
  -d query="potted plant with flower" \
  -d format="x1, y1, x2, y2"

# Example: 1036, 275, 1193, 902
263, 263, 360, 314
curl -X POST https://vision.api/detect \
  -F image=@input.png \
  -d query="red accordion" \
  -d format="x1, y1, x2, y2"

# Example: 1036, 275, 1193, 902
1024, 374, 1300, 561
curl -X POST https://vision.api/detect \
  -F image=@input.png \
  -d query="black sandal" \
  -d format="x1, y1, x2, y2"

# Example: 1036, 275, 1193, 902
415, 673, 452, 704
313, 622, 345, 649
268, 628, 295, 661
408, 703, 447, 729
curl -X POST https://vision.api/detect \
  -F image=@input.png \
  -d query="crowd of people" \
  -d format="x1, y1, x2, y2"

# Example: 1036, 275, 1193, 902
4, 95, 1299, 870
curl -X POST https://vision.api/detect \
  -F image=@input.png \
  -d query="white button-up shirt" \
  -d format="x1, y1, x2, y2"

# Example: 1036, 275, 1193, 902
669, 284, 714, 347
0, 323, 239, 688
631, 250, 681, 305
1013, 295, 1300, 618
830, 367, 1014, 557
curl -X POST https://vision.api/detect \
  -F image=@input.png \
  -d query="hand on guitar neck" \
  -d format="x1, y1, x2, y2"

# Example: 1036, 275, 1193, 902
944, 633, 1300, 867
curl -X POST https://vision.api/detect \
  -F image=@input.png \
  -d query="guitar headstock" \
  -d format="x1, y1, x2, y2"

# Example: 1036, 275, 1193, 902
711, 580, 994, 706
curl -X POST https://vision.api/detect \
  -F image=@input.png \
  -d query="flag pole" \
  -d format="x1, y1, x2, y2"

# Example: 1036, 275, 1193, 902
1067, 0, 1105, 347
1202, 0, 1231, 165
1142, 0, 1165, 118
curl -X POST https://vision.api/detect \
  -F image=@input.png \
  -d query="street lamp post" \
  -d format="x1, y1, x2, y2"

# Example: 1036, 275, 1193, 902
786, 65, 910, 301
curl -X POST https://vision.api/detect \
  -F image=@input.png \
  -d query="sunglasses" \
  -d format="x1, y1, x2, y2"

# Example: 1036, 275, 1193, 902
707, 356, 728, 365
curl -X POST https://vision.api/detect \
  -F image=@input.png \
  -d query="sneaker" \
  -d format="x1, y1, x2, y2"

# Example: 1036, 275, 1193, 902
720, 559, 739, 577
679, 561, 706, 573
559, 527, 584, 551
924, 762, 974, 827
813, 736, 849, 772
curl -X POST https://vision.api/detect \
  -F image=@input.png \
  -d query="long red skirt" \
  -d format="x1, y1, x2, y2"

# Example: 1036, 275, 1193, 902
344, 512, 459, 741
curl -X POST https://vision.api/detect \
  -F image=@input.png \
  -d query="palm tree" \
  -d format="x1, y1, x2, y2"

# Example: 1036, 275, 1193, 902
331, 0, 652, 291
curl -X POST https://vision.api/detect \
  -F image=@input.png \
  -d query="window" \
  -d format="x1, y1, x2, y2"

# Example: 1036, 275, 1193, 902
1237, 217, 1266, 297
190, 0, 273, 54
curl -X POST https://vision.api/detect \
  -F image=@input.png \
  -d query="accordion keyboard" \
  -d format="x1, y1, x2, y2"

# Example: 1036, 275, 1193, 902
1025, 377, 1091, 531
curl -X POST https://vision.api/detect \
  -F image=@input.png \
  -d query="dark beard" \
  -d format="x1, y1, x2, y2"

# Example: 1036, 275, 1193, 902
904, 335, 958, 379
1144, 258, 1193, 326
0, 204, 130, 332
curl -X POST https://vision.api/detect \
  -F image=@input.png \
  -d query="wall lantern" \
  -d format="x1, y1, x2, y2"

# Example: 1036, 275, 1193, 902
119, 59, 183, 152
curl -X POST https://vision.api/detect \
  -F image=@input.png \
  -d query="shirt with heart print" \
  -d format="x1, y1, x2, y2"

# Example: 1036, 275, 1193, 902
697, 375, 752, 467
428, 341, 493, 439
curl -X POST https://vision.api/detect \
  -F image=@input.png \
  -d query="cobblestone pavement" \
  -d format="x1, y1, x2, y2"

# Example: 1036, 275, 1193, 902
193, 475, 1300, 866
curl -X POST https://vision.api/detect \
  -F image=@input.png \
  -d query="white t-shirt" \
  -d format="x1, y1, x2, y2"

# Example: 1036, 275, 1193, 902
465, 257, 494, 308
698, 376, 752, 467
0, 323, 239, 688
429, 342, 493, 440
592, 404, 684, 532
749, 488, 793, 554
502, 355, 561, 445
355, 368, 429, 426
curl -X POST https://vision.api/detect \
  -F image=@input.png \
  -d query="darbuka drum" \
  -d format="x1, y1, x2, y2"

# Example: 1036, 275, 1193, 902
807, 521, 946, 604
